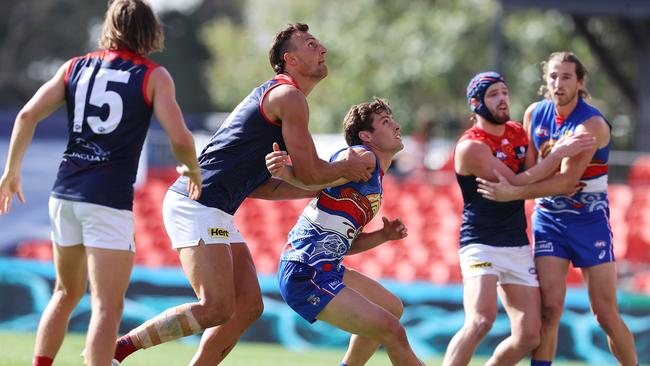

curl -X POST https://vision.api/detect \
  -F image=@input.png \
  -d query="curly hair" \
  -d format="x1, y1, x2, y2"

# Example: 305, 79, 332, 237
539, 51, 590, 100
268, 23, 309, 74
98, 0, 164, 55
343, 98, 393, 146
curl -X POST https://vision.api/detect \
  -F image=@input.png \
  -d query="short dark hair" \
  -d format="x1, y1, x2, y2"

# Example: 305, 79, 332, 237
98, 0, 164, 55
539, 51, 590, 99
343, 98, 393, 146
269, 23, 309, 74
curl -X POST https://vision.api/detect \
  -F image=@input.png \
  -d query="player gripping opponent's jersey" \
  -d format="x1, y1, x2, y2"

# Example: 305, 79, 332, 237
529, 97, 613, 267
279, 146, 382, 323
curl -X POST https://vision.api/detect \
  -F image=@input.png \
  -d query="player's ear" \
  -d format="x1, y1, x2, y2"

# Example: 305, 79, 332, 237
358, 130, 371, 144
470, 98, 479, 109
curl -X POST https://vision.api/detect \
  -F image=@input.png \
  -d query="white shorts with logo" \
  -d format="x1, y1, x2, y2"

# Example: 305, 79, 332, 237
458, 244, 538, 287
48, 197, 135, 252
162, 190, 245, 249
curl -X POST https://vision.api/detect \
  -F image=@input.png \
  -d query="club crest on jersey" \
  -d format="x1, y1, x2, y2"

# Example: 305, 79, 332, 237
535, 127, 549, 138
208, 227, 229, 239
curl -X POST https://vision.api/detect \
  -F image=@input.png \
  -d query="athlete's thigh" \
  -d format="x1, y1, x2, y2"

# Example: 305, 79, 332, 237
85, 246, 134, 301
316, 287, 398, 337
462, 275, 499, 320
179, 241, 235, 301
343, 267, 402, 316
52, 243, 88, 294
534, 256, 569, 304
498, 284, 541, 331
230, 243, 261, 301
581, 262, 619, 309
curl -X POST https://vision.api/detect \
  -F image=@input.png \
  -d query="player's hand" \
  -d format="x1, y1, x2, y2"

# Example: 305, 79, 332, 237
0, 172, 26, 214
381, 216, 408, 241
266, 142, 291, 178
476, 169, 519, 202
551, 132, 595, 158
177, 165, 202, 200
344, 148, 373, 182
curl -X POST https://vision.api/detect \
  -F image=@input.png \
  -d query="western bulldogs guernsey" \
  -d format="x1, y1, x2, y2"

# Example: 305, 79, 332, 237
530, 98, 610, 211
280, 146, 383, 269
52, 50, 159, 210
456, 121, 529, 248
530, 98, 614, 266
169, 74, 295, 215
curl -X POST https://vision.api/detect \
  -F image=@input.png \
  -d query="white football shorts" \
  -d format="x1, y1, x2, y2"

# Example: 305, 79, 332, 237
162, 190, 245, 249
458, 243, 538, 287
48, 197, 135, 252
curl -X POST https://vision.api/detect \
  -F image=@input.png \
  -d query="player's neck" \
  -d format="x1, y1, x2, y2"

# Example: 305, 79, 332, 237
476, 117, 506, 136
283, 70, 320, 96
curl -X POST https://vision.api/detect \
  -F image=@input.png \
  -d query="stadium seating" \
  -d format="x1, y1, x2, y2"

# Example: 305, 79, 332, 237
12, 167, 649, 293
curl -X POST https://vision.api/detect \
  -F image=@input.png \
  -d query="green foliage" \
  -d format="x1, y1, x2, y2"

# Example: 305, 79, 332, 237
199, 0, 636, 147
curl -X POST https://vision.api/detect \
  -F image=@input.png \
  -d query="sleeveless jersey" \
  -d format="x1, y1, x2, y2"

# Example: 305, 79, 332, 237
169, 74, 295, 214
530, 98, 610, 215
281, 146, 383, 269
456, 121, 529, 248
52, 50, 159, 210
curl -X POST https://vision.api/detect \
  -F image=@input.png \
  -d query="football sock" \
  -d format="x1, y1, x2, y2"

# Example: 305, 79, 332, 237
126, 304, 202, 349
531, 360, 552, 366
32, 355, 53, 366
114, 334, 138, 362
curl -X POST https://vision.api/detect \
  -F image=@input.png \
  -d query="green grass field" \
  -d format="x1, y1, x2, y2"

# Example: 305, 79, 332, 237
0, 332, 596, 366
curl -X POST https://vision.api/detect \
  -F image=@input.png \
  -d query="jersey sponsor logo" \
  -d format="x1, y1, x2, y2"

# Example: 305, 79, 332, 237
535, 241, 554, 253
598, 250, 606, 260
327, 280, 343, 291
594, 240, 607, 248
516, 146, 526, 160
307, 294, 321, 306
468, 261, 492, 269
208, 227, 229, 239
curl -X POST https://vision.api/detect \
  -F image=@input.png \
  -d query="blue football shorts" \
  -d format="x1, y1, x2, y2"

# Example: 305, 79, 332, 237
532, 207, 615, 268
277, 260, 346, 323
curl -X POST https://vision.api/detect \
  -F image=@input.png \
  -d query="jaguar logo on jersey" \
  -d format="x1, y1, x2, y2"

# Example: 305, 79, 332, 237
516, 146, 526, 160
535, 127, 549, 138
208, 227, 229, 239
468, 261, 492, 269
307, 294, 321, 306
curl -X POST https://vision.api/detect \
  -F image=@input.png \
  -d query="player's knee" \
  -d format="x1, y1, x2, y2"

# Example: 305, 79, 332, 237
52, 284, 85, 305
540, 300, 564, 323
592, 306, 619, 333
467, 315, 494, 338
385, 294, 404, 319
239, 297, 263, 325
197, 297, 235, 327
379, 319, 408, 345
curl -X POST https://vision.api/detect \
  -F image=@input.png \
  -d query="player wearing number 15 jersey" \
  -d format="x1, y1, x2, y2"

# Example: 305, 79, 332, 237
0, 1, 201, 366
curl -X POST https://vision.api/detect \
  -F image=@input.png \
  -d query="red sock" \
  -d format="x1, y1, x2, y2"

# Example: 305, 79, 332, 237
114, 334, 138, 362
32, 355, 53, 366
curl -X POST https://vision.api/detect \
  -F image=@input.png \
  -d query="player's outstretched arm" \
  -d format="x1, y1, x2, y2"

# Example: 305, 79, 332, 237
149, 67, 202, 200
0, 61, 68, 214
347, 217, 408, 255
